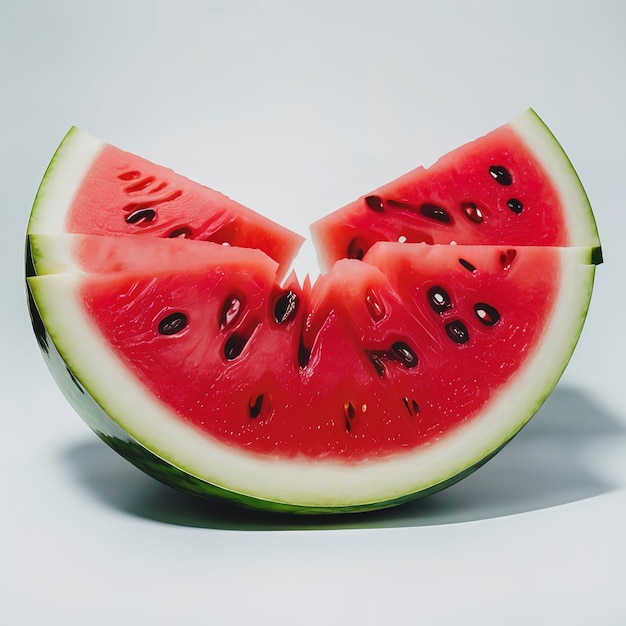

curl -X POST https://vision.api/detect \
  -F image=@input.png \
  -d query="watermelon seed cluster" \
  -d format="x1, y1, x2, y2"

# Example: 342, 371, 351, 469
427, 253, 505, 347
117, 167, 255, 245
118, 169, 183, 227
352, 164, 526, 261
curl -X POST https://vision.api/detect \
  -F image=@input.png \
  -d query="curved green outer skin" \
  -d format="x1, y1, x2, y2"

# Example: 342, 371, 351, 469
26, 242, 511, 514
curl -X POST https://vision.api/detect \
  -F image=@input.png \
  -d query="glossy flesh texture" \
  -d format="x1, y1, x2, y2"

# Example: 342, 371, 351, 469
77, 243, 556, 458
27, 127, 304, 280
26, 110, 602, 511
311, 110, 601, 270
27, 233, 278, 277
28, 238, 596, 509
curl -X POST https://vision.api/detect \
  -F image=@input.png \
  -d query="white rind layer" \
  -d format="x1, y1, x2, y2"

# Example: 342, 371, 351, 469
27, 128, 104, 235
29, 233, 85, 274
511, 109, 600, 249
28, 247, 595, 508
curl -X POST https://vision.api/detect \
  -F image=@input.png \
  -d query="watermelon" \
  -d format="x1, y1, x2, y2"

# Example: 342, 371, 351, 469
27, 126, 304, 280
311, 109, 602, 267
26, 109, 602, 513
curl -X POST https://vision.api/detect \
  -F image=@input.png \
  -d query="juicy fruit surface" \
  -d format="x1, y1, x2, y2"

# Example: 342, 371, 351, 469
26, 110, 601, 510
311, 111, 600, 270
28, 128, 304, 280
37, 238, 568, 459
28, 233, 279, 277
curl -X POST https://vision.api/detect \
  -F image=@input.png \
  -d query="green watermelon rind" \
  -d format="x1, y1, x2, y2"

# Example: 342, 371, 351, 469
26, 240, 597, 513
310, 109, 602, 272
27, 127, 103, 236
510, 109, 601, 254
24, 113, 601, 513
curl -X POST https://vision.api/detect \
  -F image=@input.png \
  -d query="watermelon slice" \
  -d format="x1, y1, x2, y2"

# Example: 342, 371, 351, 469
27, 127, 304, 280
26, 109, 602, 513
311, 109, 601, 268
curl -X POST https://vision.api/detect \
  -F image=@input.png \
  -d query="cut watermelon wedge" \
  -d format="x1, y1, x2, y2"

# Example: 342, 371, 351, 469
27, 233, 278, 277
27, 127, 303, 280
311, 109, 601, 270
26, 110, 602, 513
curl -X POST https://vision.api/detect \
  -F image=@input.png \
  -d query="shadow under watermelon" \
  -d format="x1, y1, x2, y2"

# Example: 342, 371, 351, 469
60, 385, 622, 530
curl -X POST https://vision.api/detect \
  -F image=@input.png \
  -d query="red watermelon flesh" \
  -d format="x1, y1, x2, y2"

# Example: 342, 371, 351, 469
25, 110, 601, 510
28, 233, 278, 277
61, 237, 565, 460
311, 111, 599, 270
28, 128, 304, 280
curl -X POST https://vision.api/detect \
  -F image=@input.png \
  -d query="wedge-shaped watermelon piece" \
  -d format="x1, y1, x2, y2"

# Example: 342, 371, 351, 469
27, 233, 271, 277
28, 234, 596, 511
27, 127, 304, 279
311, 109, 601, 269
26, 110, 602, 513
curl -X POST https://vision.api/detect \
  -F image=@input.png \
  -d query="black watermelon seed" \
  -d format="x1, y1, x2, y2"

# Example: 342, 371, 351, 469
347, 238, 366, 260
365, 195, 385, 212
224, 333, 248, 360
507, 198, 523, 214
248, 394, 264, 418
274, 290, 298, 325
125, 208, 156, 224
167, 227, 192, 238
488, 165, 513, 186
344, 401, 356, 420
427, 285, 453, 314
298, 336, 311, 368
402, 397, 420, 416
390, 341, 418, 368
474, 303, 501, 326
219, 295, 243, 330
461, 202, 484, 224
419, 203, 452, 223
158, 312, 188, 336
459, 258, 476, 272
445, 320, 470, 344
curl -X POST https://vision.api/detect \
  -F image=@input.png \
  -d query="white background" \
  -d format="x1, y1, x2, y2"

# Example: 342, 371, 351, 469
2, 1, 625, 624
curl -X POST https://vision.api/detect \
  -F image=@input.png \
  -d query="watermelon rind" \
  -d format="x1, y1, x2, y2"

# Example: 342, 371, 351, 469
26, 244, 597, 513
28, 287, 506, 514
27, 127, 104, 236
25, 113, 602, 513
26, 233, 279, 278
511, 109, 601, 254
310, 108, 602, 272
26, 128, 305, 281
